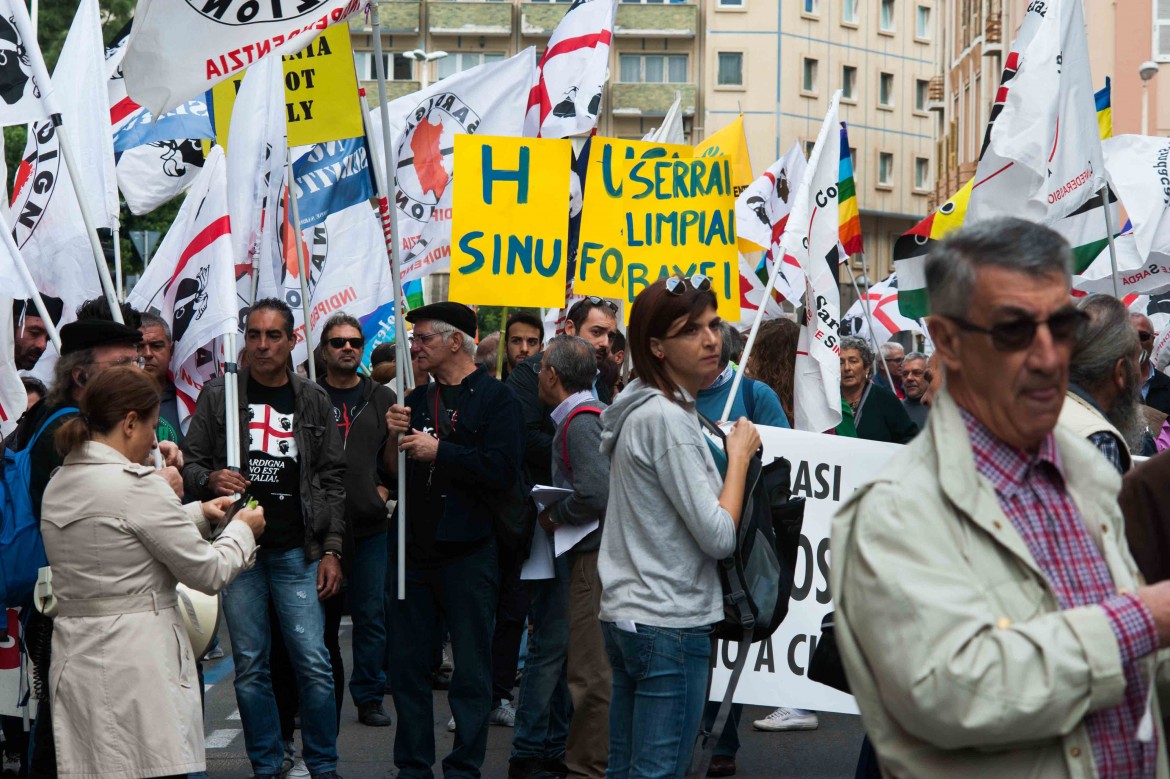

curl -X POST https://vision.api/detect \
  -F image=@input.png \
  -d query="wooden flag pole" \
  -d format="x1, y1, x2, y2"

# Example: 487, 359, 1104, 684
496, 307, 509, 377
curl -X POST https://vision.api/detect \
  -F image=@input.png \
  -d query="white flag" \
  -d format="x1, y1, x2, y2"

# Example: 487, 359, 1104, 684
732, 253, 786, 328
0, 0, 51, 126
525, 0, 616, 139
1102, 135, 1170, 261
367, 48, 539, 283
643, 91, 685, 145
840, 273, 924, 346
116, 140, 206, 216
0, 297, 27, 437
966, 0, 1104, 224
128, 146, 236, 430
782, 92, 843, 433
736, 142, 808, 301
122, 0, 360, 116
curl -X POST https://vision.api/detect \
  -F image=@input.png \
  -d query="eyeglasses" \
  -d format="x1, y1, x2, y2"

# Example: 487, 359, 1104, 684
665, 274, 712, 295
328, 337, 365, 349
1139, 330, 1155, 344
411, 332, 444, 346
945, 307, 1088, 352
90, 356, 146, 370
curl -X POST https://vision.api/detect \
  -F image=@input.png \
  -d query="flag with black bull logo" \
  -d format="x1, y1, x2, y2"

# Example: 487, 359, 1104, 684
0, 0, 50, 126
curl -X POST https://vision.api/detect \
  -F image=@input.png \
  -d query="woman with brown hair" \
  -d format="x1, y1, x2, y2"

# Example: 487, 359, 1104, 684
745, 317, 800, 424
40, 366, 265, 779
598, 276, 761, 779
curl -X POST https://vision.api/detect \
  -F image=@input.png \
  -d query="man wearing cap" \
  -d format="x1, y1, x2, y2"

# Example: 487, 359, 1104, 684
11, 297, 63, 372
384, 302, 525, 779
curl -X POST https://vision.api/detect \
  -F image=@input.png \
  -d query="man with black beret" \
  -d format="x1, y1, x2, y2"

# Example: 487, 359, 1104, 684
11, 297, 63, 371
384, 301, 525, 778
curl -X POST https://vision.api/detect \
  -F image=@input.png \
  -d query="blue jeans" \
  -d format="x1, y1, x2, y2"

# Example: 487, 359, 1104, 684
348, 531, 388, 706
602, 622, 713, 779
222, 548, 338, 776
511, 553, 571, 761
388, 539, 499, 778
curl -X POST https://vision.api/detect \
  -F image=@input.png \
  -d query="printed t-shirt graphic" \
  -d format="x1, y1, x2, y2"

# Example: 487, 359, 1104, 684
247, 379, 302, 550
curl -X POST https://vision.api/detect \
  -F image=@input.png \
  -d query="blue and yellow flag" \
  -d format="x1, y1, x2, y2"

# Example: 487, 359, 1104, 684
1096, 76, 1112, 140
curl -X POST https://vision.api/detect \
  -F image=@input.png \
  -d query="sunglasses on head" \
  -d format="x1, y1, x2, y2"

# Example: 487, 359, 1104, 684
945, 307, 1088, 352
665, 274, 713, 295
328, 337, 365, 349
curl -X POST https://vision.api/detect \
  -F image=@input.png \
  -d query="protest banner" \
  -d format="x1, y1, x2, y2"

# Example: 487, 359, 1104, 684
450, 136, 572, 308
210, 25, 362, 149
578, 141, 739, 321
708, 426, 900, 714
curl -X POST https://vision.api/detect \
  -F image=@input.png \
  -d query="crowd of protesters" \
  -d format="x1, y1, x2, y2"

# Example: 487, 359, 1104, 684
12, 214, 1170, 779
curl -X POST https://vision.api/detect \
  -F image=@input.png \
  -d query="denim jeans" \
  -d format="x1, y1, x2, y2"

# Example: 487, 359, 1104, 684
388, 539, 499, 778
348, 531, 388, 706
511, 553, 571, 762
221, 548, 338, 777
701, 702, 741, 757
602, 621, 713, 779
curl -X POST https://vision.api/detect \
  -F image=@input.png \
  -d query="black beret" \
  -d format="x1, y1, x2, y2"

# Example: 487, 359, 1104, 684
12, 296, 64, 326
59, 318, 144, 355
405, 302, 477, 339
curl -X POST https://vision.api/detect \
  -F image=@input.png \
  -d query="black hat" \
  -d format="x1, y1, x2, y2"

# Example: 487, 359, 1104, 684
405, 302, 477, 339
59, 318, 144, 356
12, 296, 64, 326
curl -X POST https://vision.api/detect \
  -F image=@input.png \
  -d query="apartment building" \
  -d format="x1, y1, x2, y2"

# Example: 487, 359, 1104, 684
350, 0, 938, 286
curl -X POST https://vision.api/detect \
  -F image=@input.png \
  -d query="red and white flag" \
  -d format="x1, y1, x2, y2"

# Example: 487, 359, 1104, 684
0, 297, 27, 438
736, 142, 807, 303
128, 146, 236, 429
524, 0, 616, 139
840, 273, 924, 345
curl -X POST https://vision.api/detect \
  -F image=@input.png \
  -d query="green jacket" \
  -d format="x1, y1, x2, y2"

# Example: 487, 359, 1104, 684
831, 389, 1170, 779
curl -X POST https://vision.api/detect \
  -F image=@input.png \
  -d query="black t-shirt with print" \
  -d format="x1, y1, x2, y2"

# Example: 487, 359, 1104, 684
247, 377, 302, 550
324, 378, 366, 444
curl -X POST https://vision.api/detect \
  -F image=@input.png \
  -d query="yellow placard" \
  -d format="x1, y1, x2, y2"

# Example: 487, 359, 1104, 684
449, 136, 573, 309
695, 115, 760, 252
577, 140, 739, 321
211, 25, 363, 149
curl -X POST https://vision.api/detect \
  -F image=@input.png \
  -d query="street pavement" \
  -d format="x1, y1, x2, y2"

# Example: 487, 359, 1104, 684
201, 617, 865, 778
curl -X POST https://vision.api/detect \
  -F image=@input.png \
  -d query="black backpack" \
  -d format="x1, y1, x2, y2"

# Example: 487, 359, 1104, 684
689, 415, 805, 778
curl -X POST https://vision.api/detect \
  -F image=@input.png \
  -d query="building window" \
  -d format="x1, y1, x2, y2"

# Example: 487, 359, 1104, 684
842, 0, 858, 23
879, 152, 894, 186
621, 0, 673, 4
850, 147, 859, 172
915, 78, 929, 111
804, 140, 816, 158
1158, 1, 1170, 61
916, 5, 931, 39
619, 53, 688, 83
880, 0, 895, 31
437, 52, 504, 80
803, 0, 819, 15
914, 157, 930, 190
802, 57, 818, 94
879, 72, 894, 107
717, 0, 744, 7
842, 65, 857, 100
717, 53, 744, 86
353, 52, 412, 81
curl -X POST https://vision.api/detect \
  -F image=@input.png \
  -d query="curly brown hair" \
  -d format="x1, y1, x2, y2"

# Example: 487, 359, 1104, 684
745, 318, 799, 423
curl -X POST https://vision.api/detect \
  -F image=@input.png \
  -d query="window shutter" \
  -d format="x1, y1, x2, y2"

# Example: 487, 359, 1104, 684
1158, 0, 1170, 61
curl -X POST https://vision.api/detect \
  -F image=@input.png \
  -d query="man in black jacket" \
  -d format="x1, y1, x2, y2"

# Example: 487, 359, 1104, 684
1132, 313, 1170, 415
182, 298, 346, 779
317, 313, 397, 728
385, 302, 524, 779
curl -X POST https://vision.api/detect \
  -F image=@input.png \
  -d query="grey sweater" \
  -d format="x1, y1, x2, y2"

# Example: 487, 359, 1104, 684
598, 379, 736, 628
550, 395, 609, 553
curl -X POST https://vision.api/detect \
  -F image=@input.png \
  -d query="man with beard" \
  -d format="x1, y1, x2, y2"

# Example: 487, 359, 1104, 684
900, 352, 930, 430
504, 312, 544, 381
12, 298, 62, 371
1057, 294, 1145, 473
1130, 312, 1170, 415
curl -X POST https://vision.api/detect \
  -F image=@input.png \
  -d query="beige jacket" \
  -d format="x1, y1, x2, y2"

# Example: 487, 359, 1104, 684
40, 442, 257, 779
1058, 389, 1133, 472
831, 390, 1169, 779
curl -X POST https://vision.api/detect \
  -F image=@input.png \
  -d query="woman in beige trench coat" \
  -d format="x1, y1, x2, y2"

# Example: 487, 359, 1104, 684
39, 367, 265, 779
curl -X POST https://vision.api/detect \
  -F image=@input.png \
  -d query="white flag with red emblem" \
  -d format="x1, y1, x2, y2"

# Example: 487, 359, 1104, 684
0, 297, 27, 437
733, 254, 785, 327
737, 143, 807, 303
367, 48, 539, 284
840, 273, 924, 345
128, 146, 236, 429
524, 0, 616, 139
121, 0, 360, 117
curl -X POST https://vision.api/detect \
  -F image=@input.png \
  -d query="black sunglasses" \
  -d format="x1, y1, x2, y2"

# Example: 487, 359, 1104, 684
945, 307, 1088, 352
665, 274, 712, 295
328, 337, 365, 349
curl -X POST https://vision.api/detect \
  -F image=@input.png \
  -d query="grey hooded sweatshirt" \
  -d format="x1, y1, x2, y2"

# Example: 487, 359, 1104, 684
598, 378, 736, 628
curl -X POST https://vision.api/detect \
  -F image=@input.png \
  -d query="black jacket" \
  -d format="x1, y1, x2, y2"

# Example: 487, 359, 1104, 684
181, 369, 347, 560
402, 366, 524, 548
855, 381, 919, 445
1147, 369, 1170, 415
317, 375, 396, 539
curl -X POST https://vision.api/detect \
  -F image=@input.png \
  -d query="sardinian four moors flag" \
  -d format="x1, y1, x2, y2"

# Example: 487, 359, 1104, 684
735, 142, 807, 305
128, 147, 236, 429
367, 48, 538, 284
0, 0, 49, 126
965, 0, 1105, 225
525, 0, 617, 139
781, 91, 844, 433
122, 0, 361, 116
841, 273, 924, 345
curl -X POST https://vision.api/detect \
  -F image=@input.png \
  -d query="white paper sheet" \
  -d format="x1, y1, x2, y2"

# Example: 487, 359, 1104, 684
554, 520, 600, 557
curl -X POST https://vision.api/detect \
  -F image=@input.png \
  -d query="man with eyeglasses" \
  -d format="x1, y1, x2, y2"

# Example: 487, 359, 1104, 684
316, 313, 397, 729
1131, 313, 1170, 416
833, 218, 1170, 779
874, 341, 906, 399
900, 351, 930, 429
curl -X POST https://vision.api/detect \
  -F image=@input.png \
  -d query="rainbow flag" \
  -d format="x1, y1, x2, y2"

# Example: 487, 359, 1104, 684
838, 124, 863, 256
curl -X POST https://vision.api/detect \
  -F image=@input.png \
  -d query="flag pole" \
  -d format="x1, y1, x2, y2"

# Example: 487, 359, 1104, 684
285, 154, 317, 381
113, 224, 124, 301
850, 253, 893, 384
370, 2, 410, 601
0, 212, 60, 352
224, 330, 241, 473
496, 307, 509, 377
1101, 184, 1122, 299
720, 252, 781, 423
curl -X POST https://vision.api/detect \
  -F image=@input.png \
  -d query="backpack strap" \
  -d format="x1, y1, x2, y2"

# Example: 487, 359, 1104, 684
560, 405, 603, 476
26, 407, 79, 451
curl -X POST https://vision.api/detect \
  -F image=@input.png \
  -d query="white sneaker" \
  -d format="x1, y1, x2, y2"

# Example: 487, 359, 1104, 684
752, 707, 819, 731
287, 757, 310, 779
447, 715, 456, 732
205, 644, 225, 660
488, 698, 516, 727
440, 647, 453, 673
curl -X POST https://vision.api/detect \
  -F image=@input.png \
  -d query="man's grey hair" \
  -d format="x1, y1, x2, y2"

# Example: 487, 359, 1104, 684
544, 335, 596, 394
47, 348, 93, 408
427, 319, 476, 357
139, 312, 171, 342
718, 321, 738, 369
839, 336, 873, 370
880, 341, 905, 358
903, 351, 928, 363
926, 218, 1072, 318
1070, 294, 1140, 393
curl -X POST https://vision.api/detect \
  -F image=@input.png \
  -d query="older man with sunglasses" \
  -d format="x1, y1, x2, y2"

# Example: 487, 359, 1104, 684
1131, 313, 1170, 416
832, 218, 1170, 779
